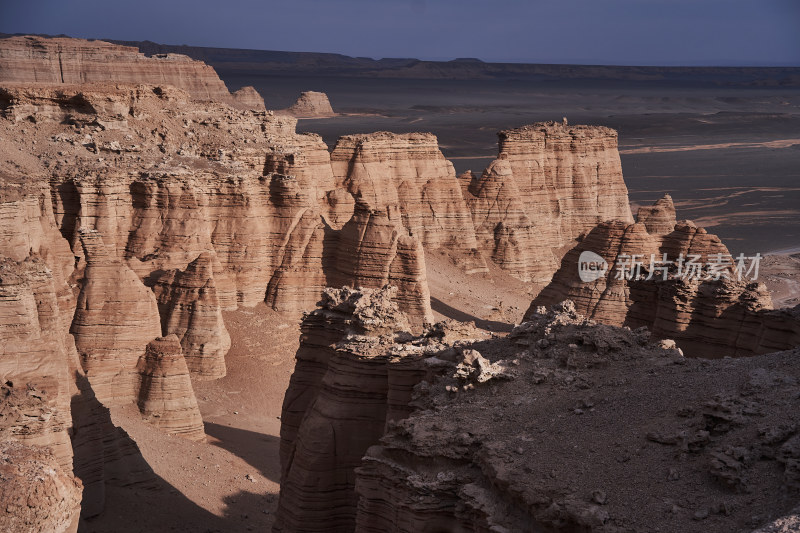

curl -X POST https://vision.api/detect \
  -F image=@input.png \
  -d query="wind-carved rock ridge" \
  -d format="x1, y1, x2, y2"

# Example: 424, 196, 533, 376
528, 194, 800, 357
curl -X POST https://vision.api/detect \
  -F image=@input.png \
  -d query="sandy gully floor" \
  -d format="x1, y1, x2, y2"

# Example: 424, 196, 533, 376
81, 304, 299, 533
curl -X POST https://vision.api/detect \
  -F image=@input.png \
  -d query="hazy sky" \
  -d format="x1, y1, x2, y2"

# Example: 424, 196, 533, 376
3, 0, 799, 66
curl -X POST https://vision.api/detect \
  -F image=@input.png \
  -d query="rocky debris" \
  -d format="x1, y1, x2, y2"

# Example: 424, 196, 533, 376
464, 122, 634, 282
452, 348, 515, 383
152, 253, 231, 379
0, 441, 82, 533
71, 230, 162, 405
280, 90, 336, 118
350, 302, 800, 532
0, 35, 234, 103
135, 335, 206, 441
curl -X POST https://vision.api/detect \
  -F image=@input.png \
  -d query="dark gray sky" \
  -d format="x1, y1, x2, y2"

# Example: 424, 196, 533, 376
3, 0, 799, 66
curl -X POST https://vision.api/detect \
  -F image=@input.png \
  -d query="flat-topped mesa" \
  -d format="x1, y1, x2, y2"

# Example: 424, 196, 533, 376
466, 121, 633, 282
71, 230, 162, 405
135, 335, 205, 441
331, 131, 487, 274
151, 253, 231, 379
0, 35, 233, 103
230, 85, 266, 111
280, 90, 336, 118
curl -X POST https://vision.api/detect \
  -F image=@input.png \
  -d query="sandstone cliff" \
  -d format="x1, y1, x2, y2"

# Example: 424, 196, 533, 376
353, 302, 800, 532
274, 286, 484, 531
331, 131, 487, 275
0, 35, 233, 103
525, 195, 800, 357
464, 122, 634, 282
152, 253, 231, 379
71, 230, 163, 405
274, 293, 800, 532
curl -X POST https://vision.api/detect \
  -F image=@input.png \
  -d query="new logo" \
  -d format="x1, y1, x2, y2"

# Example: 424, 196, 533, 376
578, 251, 608, 282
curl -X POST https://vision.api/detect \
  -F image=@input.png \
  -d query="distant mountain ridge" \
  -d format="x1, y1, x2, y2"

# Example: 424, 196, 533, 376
1, 33, 798, 86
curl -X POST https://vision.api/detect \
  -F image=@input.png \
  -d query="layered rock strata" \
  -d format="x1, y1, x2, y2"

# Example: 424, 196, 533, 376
464, 122, 634, 282
274, 286, 473, 531
281, 90, 336, 118
152, 253, 231, 378
71, 230, 162, 405
275, 296, 800, 532
0, 35, 233, 103
331, 132, 487, 275
135, 335, 206, 441
627, 276, 800, 358
528, 195, 730, 326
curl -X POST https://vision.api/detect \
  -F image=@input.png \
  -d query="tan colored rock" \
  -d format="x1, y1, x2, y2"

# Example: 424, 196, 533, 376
230, 85, 265, 111
71, 230, 162, 405
332, 131, 487, 274
636, 193, 677, 236
527, 196, 730, 328
152, 253, 230, 379
628, 276, 800, 358
332, 204, 434, 326
135, 335, 205, 441
0, 441, 81, 533
465, 122, 634, 282
275, 286, 435, 532
0, 258, 75, 468
281, 90, 336, 118
0, 36, 233, 103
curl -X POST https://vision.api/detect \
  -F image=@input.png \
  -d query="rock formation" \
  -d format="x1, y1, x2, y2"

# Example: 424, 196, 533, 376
135, 335, 206, 441
464, 122, 634, 282
528, 195, 728, 326
525, 195, 800, 357
281, 90, 336, 118
0, 441, 82, 533
627, 276, 800, 358
352, 303, 800, 533
275, 294, 800, 533
152, 253, 231, 379
230, 85, 266, 111
274, 286, 483, 531
331, 131, 487, 275
71, 230, 162, 405
0, 35, 234, 103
